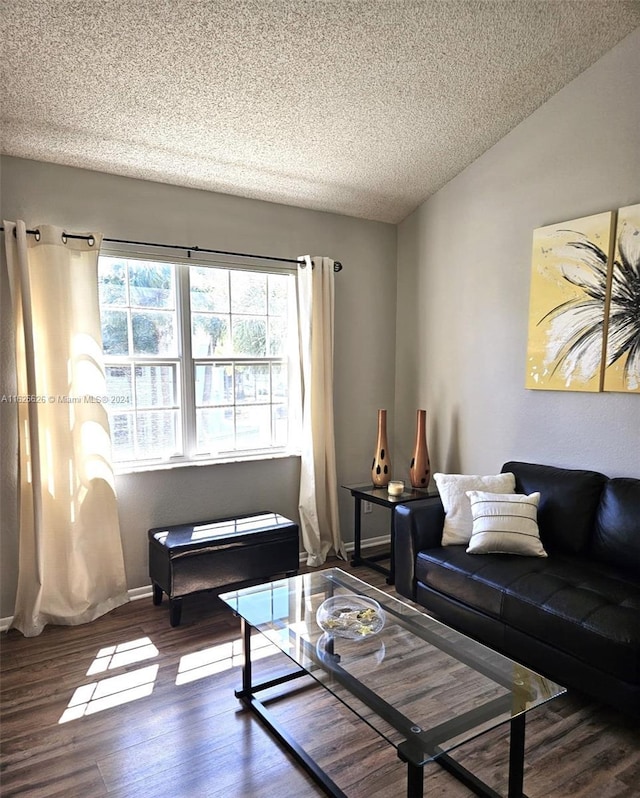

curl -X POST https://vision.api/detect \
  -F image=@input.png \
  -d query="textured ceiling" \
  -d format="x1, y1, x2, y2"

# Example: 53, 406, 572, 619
1, 1, 639, 223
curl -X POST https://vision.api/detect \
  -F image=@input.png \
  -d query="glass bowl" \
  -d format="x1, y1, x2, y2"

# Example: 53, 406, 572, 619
316, 595, 386, 639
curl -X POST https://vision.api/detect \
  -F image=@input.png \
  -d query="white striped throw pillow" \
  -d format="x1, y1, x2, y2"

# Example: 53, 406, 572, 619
465, 491, 547, 557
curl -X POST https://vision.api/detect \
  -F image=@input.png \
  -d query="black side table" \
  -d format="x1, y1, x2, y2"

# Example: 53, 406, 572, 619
341, 484, 436, 585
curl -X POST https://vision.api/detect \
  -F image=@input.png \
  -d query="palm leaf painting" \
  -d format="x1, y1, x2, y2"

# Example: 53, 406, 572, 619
526, 212, 615, 392
603, 203, 640, 393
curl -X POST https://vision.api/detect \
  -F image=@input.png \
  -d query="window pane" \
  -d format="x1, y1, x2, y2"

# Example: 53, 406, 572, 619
105, 366, 133, 409
134, 365, 177, 408
235, 364, 270, 404
132, 311, 177, 355
190, 267, 229, 312
128, 261, 174, 308
196, 407, 234, 452
273, 405, 288, 446
101, 309, 129, 355
98, 259, 127, 306
136, 410, 179, 458
268, 317, 286, 356
232, 317, 266, 356
191, 313, 229, 356
195, 363, 233, 406
268, 274, 289, 316
110, 413, 135, 462
231, 271, 266, 314
235, 405, 271, 450
272, 363, 287, 402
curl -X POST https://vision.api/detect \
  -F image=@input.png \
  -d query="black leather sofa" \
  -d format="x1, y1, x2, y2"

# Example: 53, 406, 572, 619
394, 461, 640, 715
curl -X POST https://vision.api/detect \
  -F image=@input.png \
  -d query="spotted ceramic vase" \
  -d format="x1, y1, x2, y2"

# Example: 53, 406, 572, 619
371, 409, 391, 487
409, 409, 430, 488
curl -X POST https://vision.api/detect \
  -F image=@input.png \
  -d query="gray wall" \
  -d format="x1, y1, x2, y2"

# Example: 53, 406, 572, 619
1, 159, 397, 616
395, 28, 640, 480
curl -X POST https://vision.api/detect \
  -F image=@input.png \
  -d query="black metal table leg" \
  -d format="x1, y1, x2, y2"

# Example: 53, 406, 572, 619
387, 512, 396, 584
349, 493, 393, 578
508, 714, 526, 798
406, 762, 424, 798
350, 496, 363, 566
241, 616, 252, 694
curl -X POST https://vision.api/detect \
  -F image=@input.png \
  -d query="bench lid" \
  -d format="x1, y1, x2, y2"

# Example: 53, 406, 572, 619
148, 512, 297, 551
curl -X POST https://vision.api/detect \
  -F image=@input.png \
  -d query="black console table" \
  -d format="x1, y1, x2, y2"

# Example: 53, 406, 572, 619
341, 484, 436, 584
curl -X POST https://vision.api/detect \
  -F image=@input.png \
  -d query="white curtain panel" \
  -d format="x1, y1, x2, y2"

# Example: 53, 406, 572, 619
297, 255, 346, 566
3, 221, 128, 636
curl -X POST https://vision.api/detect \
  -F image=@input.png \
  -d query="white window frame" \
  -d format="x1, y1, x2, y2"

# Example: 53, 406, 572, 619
98, 248, 301, 473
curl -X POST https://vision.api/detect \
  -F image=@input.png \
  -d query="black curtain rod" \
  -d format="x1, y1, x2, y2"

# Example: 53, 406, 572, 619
0, 227, 343, 271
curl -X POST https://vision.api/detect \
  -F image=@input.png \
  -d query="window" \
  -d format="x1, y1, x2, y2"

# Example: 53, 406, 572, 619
98, 255, 299, 468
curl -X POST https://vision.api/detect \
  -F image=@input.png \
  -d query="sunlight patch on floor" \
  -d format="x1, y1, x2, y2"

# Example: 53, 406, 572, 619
59, 636, 161, 724
176, 635, 279, 685
59, 664, 159, 723
87, 637, 159, 675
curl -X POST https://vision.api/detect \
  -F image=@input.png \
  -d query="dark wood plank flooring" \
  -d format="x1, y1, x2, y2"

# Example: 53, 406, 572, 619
2, 556, 639, 797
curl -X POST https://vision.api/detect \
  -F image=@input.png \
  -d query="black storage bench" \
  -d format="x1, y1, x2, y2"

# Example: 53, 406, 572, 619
148, 511, 299, 626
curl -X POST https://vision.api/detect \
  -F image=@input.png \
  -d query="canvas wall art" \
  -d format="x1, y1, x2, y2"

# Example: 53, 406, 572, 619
603, 203, 640, 393
526, 212, 615, 391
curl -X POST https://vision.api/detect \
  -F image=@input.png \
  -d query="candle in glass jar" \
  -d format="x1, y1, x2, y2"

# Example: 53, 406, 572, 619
387, 480, 404, 496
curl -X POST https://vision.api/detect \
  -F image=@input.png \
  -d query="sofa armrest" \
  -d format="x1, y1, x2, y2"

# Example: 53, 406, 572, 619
394, 497, 445, 600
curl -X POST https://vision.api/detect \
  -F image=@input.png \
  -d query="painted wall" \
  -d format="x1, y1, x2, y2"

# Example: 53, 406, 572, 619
0, 159, 397, 616
395, 29, 640, 480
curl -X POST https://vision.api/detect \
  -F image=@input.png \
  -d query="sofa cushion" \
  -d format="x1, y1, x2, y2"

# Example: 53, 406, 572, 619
416, 548, 640, 684
502, 461, 607, 555
591, 478, 640, 574
466, 491, 547, 557
415, 547, 548, 619
502, 559, 640, 684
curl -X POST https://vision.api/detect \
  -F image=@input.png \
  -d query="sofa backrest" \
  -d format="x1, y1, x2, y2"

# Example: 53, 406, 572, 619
591, 477, 640, 574
502, 461, 607, 555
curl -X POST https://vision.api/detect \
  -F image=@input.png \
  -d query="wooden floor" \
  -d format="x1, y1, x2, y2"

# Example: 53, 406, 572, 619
2, 557, 639, 798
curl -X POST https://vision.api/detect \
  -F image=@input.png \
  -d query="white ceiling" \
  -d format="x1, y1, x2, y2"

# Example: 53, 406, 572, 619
2, 1, 639, 223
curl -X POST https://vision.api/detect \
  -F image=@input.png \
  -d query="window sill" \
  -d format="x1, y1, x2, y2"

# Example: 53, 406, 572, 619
113, 450, 301, 476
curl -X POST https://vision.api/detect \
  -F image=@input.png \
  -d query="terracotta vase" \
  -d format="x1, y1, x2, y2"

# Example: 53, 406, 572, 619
371, 409, 391, 487
409, 409, 431, 488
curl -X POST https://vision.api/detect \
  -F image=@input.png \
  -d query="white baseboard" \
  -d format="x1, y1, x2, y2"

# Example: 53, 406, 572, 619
0, 536, 389, 632
128, 585, 153, 601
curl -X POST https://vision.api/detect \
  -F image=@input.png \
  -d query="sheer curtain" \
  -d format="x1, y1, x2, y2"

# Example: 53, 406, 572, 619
296, 255, 346, 566
3, 221, 128, 636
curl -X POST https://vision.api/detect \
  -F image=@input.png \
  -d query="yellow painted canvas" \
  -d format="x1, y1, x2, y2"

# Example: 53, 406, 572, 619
526, 212, 615, 391
603, 203, 640, 393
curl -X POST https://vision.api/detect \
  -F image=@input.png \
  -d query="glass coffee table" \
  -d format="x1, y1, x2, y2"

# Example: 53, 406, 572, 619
220, 569, 565, 798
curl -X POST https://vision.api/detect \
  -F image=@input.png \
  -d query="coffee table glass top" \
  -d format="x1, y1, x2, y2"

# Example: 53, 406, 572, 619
219, 569, 565, 766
